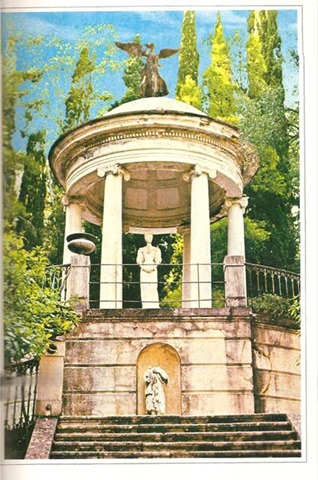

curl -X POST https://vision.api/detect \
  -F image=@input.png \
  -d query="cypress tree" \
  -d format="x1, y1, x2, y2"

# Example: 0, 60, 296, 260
242, 10, 299, 269
63, 45, 95, 132
2, 34, 42, 229
257, 11, 283, 89
246, 12, 267, 98
203, 12, 237, 122
17, 131, 47, 249
176, 11, 201, 107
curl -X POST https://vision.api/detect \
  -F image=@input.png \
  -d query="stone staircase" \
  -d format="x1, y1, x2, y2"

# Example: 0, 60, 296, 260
50, 413, 301, 459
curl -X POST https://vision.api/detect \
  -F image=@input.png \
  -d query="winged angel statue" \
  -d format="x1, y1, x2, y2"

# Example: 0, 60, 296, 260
116, 41, 179, 97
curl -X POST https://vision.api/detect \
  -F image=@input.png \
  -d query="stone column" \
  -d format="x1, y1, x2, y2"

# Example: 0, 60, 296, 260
184, 165, 214, 308
224, 197, 248, 307
62, 197, 83, 265
182, 230, 191, 308
98, 165, 130, 309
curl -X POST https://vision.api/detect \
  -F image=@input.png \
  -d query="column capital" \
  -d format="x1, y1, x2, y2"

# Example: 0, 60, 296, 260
224, 196, 248, 212
183, 164, 217, 182
62, 195, 85, 209
97, 164, 130, 181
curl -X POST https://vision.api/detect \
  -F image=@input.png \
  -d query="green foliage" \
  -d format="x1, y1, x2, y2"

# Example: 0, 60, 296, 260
256, 11, 283, 89
176, 11, 200, 103
246, 27, 267, 98
249, 293, 299, 327
203, 12, 237, 122
289, 294, 300, 325
177, 75, 201, 109
3, 231, 79, 366
211, 216, 271, 265
120, 35, 144, 104
238, 85, 298, 269
44, 181, 65, 265
16, 131, 47, 249
2, 32, 43, 228
63, 46, 95, 132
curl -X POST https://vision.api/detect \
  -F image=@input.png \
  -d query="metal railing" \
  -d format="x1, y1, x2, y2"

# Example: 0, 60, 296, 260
246, 262, 300, 299
90, 262, 225, 308
43, 260, 300, 308
3, 358, 39, 458
44, 264, 70, 301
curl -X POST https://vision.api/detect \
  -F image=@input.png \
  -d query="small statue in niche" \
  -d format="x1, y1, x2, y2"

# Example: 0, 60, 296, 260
115, 41, 178, 97
136, 233, 162, 308
144, 366, 169, 415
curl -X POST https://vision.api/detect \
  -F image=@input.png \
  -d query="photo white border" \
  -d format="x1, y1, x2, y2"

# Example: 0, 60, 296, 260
1, 1, 317, 479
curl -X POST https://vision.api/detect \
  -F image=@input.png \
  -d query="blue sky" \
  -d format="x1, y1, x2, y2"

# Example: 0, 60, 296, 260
2, 9, 299, 150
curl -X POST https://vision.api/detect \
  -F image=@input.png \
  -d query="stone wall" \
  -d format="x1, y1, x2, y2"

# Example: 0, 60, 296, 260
62, 308, 255, 416
252, 321, 301, 416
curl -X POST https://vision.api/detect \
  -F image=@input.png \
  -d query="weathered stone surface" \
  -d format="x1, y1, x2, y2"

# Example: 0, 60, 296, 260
64, 366, 136, 392
181, 365, 253, 391
61, 310, 300, 419
181, 392, 255, 415
36, 341, 65, 416
252, 344, 300, 374
63, 392, 136, 416
253, 324, 300, 349
224, 255, 246, 307
72, 318, 252, 339
66, 254, 90, 312
252, 323, 301, 416
254, 371, 300, 399
25, 417, 58, 459
65, 337, 252, 366
255, 397, 301, 415
50, 413, 301, 459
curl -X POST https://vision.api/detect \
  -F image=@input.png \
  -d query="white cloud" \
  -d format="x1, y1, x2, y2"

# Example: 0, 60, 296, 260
8, 14, 79, 42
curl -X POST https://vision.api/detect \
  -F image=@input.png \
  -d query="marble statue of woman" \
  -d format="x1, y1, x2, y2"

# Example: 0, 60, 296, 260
136, 233, 162, 308
144, 366, 169, 415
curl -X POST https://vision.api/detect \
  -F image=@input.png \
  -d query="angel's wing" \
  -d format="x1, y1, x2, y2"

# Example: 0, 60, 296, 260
115, 41, 143, 57
158, 48, 179, 59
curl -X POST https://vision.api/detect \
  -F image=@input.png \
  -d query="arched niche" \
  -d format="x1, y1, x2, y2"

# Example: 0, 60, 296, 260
137, 343, 181, 415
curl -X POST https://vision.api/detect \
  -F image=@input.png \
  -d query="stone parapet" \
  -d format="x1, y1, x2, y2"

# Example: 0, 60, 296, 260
251, 321, 301, 416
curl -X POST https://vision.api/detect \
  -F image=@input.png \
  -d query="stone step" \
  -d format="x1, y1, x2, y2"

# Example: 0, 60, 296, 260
50, 414, 301, 459
50, 449, 302, 459
54, 430, 298, 443
52, 439, 301, 453
58, 413, 289, 425
56, 420, 293, 434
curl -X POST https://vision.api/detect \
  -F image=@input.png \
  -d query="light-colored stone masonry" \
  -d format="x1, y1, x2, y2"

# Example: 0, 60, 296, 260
62, 310, 255, 417
252, 322, 301, 415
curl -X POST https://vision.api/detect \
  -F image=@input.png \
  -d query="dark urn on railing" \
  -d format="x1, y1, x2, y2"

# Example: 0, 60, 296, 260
67, 232, 97, 256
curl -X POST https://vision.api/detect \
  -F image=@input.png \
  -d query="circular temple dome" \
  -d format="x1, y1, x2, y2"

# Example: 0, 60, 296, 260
104, 97, 208, 118
50, 95, 258, 232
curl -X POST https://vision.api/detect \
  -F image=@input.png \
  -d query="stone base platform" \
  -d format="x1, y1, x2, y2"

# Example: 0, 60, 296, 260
62, 308, 255, 417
